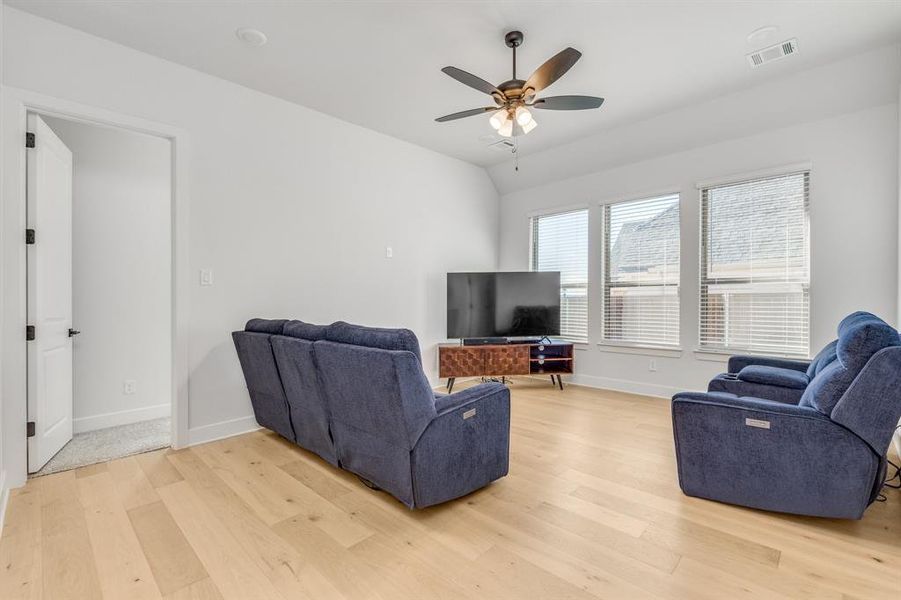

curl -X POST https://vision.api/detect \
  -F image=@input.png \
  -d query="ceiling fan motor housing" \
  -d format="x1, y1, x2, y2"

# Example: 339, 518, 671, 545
504, 30, 524, 48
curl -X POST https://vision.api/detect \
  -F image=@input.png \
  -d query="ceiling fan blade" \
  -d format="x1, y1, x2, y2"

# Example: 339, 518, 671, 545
523, 47, 582, 95
441, 66, 503, 97
532, 95, 604, 110
435, 107, 497, 122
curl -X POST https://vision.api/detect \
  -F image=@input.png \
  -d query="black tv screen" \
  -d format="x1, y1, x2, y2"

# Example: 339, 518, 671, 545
447, 272, 561, 339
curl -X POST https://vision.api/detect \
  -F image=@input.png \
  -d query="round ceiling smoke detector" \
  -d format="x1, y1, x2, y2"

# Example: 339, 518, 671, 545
236, 27, 268, 47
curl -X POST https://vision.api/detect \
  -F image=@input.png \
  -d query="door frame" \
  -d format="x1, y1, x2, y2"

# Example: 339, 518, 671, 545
1, 87, 190, 488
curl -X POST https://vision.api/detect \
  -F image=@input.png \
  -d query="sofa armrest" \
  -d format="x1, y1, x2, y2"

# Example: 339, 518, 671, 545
671, 391, 879, 519
412, 383, 510, 508
673, 390, 818, 416
727, 355, 810, 374
735, 365, 809, 389
434, 382, 507, 414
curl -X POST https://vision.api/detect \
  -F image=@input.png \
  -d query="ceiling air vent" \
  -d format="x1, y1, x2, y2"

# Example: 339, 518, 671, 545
487, 139, 516, 152
747, 38, 798, 68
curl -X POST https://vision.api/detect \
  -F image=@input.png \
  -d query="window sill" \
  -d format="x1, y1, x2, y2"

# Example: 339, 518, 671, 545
693, 348, 810, 363
597, 342, 683, 358
692, 349, 732, 363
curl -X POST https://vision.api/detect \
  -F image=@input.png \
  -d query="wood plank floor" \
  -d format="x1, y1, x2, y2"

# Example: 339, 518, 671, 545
2, 378, 899, 599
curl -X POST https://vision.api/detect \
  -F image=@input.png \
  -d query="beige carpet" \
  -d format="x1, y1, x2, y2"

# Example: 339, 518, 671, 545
32, 417, 170, 477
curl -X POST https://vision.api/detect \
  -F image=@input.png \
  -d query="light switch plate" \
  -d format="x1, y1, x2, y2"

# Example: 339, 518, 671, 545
123, 380, 136, 395
385, 246, 393, 259
200, 269, 214, 286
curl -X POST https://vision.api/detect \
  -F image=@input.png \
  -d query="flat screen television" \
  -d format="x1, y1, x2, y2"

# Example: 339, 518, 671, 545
447, 271, 561, 340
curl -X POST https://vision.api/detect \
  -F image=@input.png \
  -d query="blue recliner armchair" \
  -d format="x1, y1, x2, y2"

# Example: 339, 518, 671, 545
233, 318, 511, 508
672, 312, 901, 519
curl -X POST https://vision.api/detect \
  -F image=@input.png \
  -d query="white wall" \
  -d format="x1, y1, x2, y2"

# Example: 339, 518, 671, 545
498, 102, 899, 397
42, 117, 171, 433
0, 2, 8, 527
896, 88, 901, 460
1, 7, 500, 459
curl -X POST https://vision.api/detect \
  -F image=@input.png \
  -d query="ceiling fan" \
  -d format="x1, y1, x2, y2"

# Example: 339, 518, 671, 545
435, 30, 604, 138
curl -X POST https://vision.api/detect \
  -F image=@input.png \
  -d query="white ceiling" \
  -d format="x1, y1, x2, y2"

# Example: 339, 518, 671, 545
7, 1, 901, 167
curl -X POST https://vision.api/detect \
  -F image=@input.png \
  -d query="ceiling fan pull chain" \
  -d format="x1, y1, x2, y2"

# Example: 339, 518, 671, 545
513, 139, 519, 172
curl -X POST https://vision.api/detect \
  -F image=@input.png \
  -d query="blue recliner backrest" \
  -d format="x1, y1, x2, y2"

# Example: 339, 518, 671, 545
831, 345, 901, 455
313, 324, 435, 506
799, 312, 900, 415
806, 339, 838, 379
270, 320, 338, 466
232, 319, 295, 442
326, 321, 422, 364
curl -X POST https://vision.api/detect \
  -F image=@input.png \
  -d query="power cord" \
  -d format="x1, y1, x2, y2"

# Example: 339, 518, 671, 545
883, 458, 901, 490
875, 425, 901, 502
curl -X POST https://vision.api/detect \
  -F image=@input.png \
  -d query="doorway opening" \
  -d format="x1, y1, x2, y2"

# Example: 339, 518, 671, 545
27, 113, 173, 476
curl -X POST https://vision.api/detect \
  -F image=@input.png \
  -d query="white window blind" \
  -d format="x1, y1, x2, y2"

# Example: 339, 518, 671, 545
700, 171, 810, 356
530, 209, 589, 342
603, 194, 680, 347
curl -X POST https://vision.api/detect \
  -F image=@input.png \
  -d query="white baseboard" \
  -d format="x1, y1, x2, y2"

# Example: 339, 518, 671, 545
187, 415, 261, 447
0, 469, 9, 537
74, 403, 171, 434
435, 373, 679, 399
567, 373, 681, 399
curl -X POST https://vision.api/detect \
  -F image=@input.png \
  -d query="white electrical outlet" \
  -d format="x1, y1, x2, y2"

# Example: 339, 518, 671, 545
649, 359, 657, 372
123, 380, 136, 395
199, 269, 214, 286
385, 246, 393, 258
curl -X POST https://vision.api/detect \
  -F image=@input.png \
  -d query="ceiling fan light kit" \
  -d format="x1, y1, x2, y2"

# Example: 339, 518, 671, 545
436, 29, 604, 143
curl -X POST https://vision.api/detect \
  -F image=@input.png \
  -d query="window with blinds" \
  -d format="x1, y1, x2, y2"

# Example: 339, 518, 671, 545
530, 209, 589, 342
699, 171, 810, 356
602, 194, 680, 347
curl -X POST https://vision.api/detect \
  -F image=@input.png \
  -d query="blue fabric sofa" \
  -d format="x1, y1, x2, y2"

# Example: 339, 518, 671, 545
672, 311, 901, 519
232, 318, 511, 508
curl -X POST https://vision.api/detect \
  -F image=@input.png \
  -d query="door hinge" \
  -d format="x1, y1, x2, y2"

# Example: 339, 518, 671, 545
25, 229, 35, 245
26, 422, 35, 438
25, 132, 35, 148
26, 325, 35, 341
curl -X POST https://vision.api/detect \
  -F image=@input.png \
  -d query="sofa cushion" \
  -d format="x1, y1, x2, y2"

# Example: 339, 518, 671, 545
806, 340, 838, 379
245, 318, 287, 335
738, 365, 809, 389
283, 319, 329, 341
325, 321, 422, 363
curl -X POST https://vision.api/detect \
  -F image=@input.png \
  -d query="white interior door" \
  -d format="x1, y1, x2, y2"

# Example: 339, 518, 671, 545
27, 114, 75, 473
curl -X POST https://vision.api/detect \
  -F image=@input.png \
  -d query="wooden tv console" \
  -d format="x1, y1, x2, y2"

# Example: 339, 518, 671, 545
438, 341, 574, 393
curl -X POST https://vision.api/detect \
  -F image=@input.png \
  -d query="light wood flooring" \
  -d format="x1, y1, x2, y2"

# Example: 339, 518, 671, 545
1, 378, 899, 599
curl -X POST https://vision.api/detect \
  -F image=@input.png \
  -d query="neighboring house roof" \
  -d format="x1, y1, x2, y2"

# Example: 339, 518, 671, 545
611, 188, 805, 274
610, 203, 679, 274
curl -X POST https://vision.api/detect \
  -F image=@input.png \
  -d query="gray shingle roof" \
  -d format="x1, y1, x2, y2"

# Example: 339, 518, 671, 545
611, 190, 805, 273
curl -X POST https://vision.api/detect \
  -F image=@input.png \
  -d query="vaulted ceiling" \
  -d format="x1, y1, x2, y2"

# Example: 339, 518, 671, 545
8, 1, 901, 166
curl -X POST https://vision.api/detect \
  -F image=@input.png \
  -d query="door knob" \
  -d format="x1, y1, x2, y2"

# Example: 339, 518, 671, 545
68, 328, 81, 337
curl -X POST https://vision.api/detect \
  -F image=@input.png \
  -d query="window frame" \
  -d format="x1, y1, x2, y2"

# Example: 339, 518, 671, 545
697, 167, 811, 357
528, 207, 590, 344
600, 193, 682, 351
